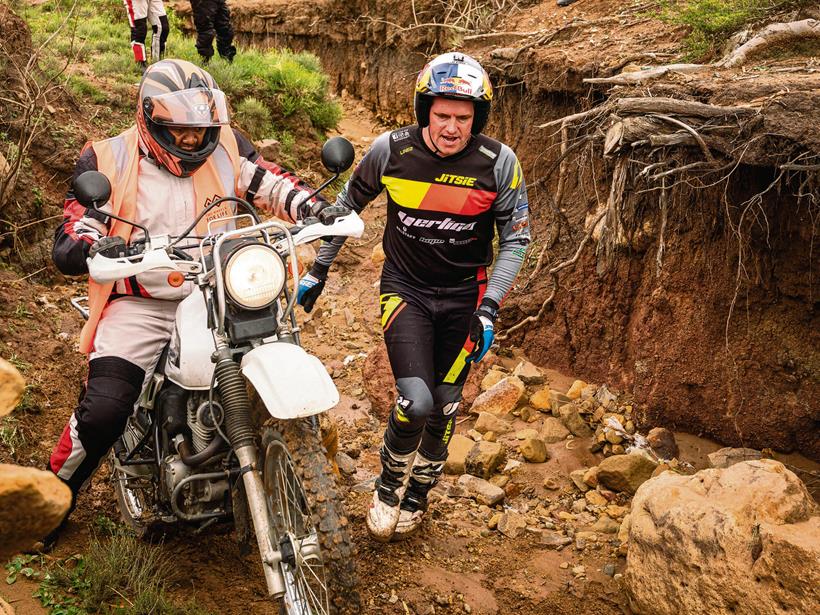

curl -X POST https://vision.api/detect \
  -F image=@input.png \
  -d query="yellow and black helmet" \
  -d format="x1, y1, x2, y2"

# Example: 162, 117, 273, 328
136, 59, 231, 177
414, 52, 493, 135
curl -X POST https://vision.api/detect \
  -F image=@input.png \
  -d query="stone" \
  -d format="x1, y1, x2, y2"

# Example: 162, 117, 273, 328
595, 384, 618, 405
566, 380, 587, 400
520, 438, 548, 463
515, 428, 539, 440
585, 490, 608, 507
707, 446, 762, 469
444, 434, 476, 475
611, 444, 626, 455
370, 243, 386, 265
457, 474, 505, 506
617, 514, 631, 556
512, 360, 544, 385
335, 452, 357, 476
469, 376, 525, 415
496, 511, 527, 538
480, 368, 506, 391
487, 513, 502, 529
604, 430, 623, 444
474, 412, 512, 435
0, 358, 25, 417
572, 565, 586, 576
571, 499, 587, 514
592, 514, 620, 534
597, 454, 658, 494
528, 388, 552, 412
539, 530, 573, 549
583, 466, 599, 488
549, 390, 573, 413
626, 460, 820, 615
540, 417, 570, 443
569, 469, 590, 492
602, 563, 617, 577
519, 406, 538, 423
558, 404, 593, 437
255, 137, 281, 160
647, 427, 679, 459
483, 431, 497, 442
0, 464, 72, 558
489, 474, 509, 488
543, 478, 559, 490
557, 511, 576, 522
0, 597, 13, 615
466, 429, 482, 441
465, 441, 505, 479
580, 384, 597, 400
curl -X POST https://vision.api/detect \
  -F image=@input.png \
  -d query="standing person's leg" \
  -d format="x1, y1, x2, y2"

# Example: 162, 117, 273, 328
367, 284, 436, 542
45, 297, 178, 547
212, 0, 236, 62
396, 278, 484, 536
147, 0, 169, 62
123, 0, 149, 70
188, 0, 218, 62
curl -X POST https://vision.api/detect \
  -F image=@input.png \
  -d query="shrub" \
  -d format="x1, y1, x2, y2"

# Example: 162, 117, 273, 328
234, 96, 273, 140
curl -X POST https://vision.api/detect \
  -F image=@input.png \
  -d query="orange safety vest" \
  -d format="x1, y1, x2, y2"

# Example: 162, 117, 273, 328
79, 125, 241, 354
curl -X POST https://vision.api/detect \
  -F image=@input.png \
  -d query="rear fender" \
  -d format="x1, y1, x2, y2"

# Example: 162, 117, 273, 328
240, 343, 339, 419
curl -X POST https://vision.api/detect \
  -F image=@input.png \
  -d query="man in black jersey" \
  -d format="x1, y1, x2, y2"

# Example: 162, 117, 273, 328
298, 53, 531, 542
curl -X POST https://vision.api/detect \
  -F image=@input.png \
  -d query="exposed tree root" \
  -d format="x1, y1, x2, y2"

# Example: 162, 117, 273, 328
721, 19, 820, 68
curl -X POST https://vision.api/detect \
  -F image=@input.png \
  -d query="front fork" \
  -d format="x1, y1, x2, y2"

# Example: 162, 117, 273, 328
213, 341, 285, 598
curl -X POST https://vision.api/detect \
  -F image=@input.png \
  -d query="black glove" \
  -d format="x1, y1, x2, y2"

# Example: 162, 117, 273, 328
89, 236, 127, 259
297, 273, 326, 313
465, 299, 499, 364
316, 204, 351, 225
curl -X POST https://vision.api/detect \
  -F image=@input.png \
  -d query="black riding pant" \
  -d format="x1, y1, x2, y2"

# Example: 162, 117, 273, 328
379, 268, 486, 461
189, 0, 237, 61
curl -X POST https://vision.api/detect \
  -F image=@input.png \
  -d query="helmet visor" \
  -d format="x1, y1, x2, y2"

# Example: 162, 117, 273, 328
146, 88, 231, 127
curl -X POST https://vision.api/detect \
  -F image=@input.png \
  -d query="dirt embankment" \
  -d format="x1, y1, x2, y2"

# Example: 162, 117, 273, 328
173, 0, 820, 459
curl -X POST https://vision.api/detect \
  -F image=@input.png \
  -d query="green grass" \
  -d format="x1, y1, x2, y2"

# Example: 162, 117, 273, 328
660, 0, 816, 60
5, 534, 213, 615
0, 416, 27, 456
20, 0, 341, 140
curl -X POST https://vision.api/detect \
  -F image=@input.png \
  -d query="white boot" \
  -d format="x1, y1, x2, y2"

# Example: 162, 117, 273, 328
366, 446, 416, 543
393, 453, 444, 540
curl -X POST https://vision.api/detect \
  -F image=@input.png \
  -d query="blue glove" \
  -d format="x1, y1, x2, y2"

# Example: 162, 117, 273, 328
465, 301, 498, 364
297, 273, 325, 313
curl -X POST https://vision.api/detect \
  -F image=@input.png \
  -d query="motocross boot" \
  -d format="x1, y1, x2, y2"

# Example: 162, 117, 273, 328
366, 445, 416, 542
394, 453, 444, 539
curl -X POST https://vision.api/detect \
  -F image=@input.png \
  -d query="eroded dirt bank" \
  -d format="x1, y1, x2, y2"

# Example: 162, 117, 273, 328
172, 0, 820, 459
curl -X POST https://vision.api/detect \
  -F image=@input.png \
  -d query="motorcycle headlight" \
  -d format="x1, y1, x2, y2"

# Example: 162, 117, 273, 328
224, 244, 285, 309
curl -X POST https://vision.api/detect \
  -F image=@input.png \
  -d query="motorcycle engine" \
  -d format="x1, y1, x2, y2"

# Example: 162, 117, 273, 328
188, 398, 221, 452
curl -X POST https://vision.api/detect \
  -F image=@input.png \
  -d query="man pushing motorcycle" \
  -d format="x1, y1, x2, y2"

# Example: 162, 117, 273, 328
43, 58, 327, 549
298, 52, 531, 542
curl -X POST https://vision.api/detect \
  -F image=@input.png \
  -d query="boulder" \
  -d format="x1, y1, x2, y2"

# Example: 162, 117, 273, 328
540, 417, 570, 443
474, 412, 512, 435
0, 464, 72, 558
707, 446, 762, 469
647, 427, 679, 459
465, 441, 505, 479
519, 438, 547, 463
597, 453, 658, 494
444, 434, 476, 475
496, 510, 527, 538
457, 474, 505, 506
566, 379, 587, 400
469, 376, 525, 415
511, 360, 544, 385
558, 404, 593, 437
626, 460, 820, 615
0, 358, 25, 416
528, 387, 552, 412
480, 368, 506, 391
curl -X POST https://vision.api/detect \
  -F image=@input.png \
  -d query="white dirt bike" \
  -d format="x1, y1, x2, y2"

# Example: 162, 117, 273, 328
70, 137, 362, 614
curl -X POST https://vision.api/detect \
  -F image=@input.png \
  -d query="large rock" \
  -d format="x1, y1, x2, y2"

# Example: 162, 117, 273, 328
511, 360, 544, 384
457, 474, 505, 506
480, 368, 506, 391
0, 357, 25, 416
519, 438, 547, 463
469, 376, 525, 416
0, 464, 72, 558
444, 434, 475, 475
465, 441, 505, 479
474, 412, 512, 435
626, 460, 820, 615
597, 453, 658, 494
540, 417, 570, 443
707, 446, 762, 469
558, 403, 592, 437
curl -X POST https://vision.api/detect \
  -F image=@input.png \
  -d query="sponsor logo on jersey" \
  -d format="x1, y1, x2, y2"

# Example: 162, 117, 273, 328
399, 146, 413, 156
512, 219, 529, 232
433, 173, 477, 186
392, 129, 411, 142
515, 200, 529, 211
398, 210, 477, 232
478, 145, 497, 159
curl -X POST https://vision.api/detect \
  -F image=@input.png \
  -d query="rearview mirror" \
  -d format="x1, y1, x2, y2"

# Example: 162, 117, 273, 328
73, 171, 112, 210
320, 137, 355, 174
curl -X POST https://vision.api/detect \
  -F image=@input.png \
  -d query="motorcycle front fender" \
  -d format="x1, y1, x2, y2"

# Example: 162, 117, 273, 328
240, 343, 339, 419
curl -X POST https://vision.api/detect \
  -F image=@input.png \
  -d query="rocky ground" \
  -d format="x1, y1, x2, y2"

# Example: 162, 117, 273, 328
2, 94, 818, 614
